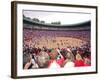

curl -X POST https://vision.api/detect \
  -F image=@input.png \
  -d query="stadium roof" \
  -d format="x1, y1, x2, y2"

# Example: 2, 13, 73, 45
23, 17, 91, 30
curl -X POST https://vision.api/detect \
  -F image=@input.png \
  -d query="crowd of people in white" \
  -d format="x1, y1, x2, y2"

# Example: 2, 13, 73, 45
23, 28, 91, 69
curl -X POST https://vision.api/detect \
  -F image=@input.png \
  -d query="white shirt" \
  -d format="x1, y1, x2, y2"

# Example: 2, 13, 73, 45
49, 60, 60, 68
64, 61, 74, 68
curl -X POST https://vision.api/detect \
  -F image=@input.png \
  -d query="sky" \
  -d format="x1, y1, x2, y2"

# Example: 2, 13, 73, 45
23, 10, 91, 25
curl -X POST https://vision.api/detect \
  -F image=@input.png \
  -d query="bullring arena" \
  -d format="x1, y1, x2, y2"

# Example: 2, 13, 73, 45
23, 17, 91, 69
23, 18, 90, 49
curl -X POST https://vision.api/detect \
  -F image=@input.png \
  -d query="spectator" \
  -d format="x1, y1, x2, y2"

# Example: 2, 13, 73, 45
62, 52, 74, 67
23, 53, 33, 69
37, 51, 49, 68
74, 53, 84, 67
48, 49, 64, 68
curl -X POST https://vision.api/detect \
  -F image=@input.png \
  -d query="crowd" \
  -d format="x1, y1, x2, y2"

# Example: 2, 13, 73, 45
23, 43, 91, 69
23, 29, 90, 48
23, 28, 91, 69
23, 29, 90, 42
